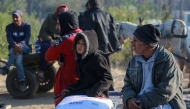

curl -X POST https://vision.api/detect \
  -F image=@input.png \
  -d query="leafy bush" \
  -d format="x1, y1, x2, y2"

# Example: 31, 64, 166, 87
0, 13, 12, 58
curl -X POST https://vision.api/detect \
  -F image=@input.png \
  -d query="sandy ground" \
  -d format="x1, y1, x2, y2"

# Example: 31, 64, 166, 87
1, 62, 190, 109
0, 63, 126, 109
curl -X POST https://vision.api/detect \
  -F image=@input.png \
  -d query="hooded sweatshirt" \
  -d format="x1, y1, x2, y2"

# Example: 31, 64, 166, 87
65, 30, 113, 98
45, 11, 82, 95
39, 4, 68, 42
55, 4, 69, 18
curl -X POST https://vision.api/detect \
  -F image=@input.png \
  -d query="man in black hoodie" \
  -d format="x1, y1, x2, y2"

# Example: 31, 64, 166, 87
81, 0, 121, 91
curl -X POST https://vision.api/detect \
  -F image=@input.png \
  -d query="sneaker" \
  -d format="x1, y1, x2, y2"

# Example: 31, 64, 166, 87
0, 103, 11, 109
0, 66, 9, 75
0, 103, 5, 108
20, 81, 26, 91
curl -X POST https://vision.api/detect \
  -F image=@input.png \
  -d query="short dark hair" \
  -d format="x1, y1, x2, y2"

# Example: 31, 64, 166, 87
88, 0, 100, 6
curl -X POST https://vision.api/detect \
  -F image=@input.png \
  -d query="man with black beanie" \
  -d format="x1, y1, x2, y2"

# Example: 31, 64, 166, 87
81, 0, 121, 91
122, 24, 186, 109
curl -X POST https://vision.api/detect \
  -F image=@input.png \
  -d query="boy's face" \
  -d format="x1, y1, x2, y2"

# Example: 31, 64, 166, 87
76, 38, 86, 55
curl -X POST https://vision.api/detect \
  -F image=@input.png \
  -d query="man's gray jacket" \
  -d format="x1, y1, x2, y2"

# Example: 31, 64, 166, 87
122, 46, 186, 109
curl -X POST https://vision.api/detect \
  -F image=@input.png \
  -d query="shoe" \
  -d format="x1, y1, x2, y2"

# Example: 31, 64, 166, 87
0, 66, 9, 75
0, 103, 11, 109
0, 103, 5, 108
20, 81, 26, 91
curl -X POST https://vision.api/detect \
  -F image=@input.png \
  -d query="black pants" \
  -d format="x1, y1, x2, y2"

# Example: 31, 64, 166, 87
102, 54, 114, 91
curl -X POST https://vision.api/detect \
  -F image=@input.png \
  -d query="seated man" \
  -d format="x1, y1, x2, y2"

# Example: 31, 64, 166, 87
37, 4, 68, 82
122, 24, 186, 109
0, 10, 31, 91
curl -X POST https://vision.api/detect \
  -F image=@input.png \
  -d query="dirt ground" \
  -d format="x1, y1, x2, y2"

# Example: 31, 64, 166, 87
0, 62, 190, 109
0, 63, 125, 109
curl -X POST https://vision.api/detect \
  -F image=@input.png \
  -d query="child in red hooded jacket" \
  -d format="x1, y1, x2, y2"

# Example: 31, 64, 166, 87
45, 11, 82, 105
37, 4, 69, 82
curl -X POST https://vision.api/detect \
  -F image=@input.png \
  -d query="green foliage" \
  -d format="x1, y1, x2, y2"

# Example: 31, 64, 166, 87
26, 0, 87, 19
0, 0, 26, 13
22, 12, 41, 45
107, 5, 139, 23
0, 13, 11, 58
106, 0, 171, 23
110, 41, 131, 70
0, 0, 176, 68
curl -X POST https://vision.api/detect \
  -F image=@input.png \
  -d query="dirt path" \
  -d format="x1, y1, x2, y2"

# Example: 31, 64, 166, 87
0, 63, 125, 109
1, 63, 190, 109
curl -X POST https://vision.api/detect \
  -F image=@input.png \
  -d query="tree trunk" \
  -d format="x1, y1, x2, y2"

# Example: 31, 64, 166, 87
180, 0, 184, 20
38, 2, 42, 20
157, 0, 163, 12
138, 0, 143, 7
26, 0, 33, 15
162, 1, 169, 21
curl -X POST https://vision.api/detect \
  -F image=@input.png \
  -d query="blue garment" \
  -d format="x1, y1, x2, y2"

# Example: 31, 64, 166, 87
6, 45, 30, 81
136, 46, 159, 96
5, 22, 31, 82
6, 22, 31, 48
35, 39, 41, 53
39, 41, 50, 71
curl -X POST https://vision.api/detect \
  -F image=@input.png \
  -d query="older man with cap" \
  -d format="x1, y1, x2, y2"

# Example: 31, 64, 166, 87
122, 24, 186, 109
0, 10, 31, 92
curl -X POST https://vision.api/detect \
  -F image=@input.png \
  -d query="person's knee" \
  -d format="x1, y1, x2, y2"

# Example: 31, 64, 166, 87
9, 48, 14, 55
40, 42, 50, 54
15, 55, 23, 65
22, 45, 31, 54
41, 42, 50, 49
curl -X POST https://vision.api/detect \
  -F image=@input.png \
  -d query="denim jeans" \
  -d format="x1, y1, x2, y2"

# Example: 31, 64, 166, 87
35, 39, 41, 53
6, 45, 30, 82
39, 41, 50, 71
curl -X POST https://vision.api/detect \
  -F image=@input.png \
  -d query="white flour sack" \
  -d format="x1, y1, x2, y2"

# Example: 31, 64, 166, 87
55, 95, 114, 109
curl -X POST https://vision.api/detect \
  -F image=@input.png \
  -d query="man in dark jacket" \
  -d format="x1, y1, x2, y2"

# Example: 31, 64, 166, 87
122, 24, 186, 109
37, 4, 68, 82
81, 0, 121, 91
0, 10, 31, 91
61, 30, 113, 98
78, 1, 89, 29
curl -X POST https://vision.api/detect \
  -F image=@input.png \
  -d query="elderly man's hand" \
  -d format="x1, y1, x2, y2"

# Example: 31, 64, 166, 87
61, 89, 70, 97
127, 98, 141, 109
13, 44, 22, 55
58, 60, 64, 68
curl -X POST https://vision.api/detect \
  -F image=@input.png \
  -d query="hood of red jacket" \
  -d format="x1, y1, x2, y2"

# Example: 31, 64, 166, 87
55, 4, 68, 18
